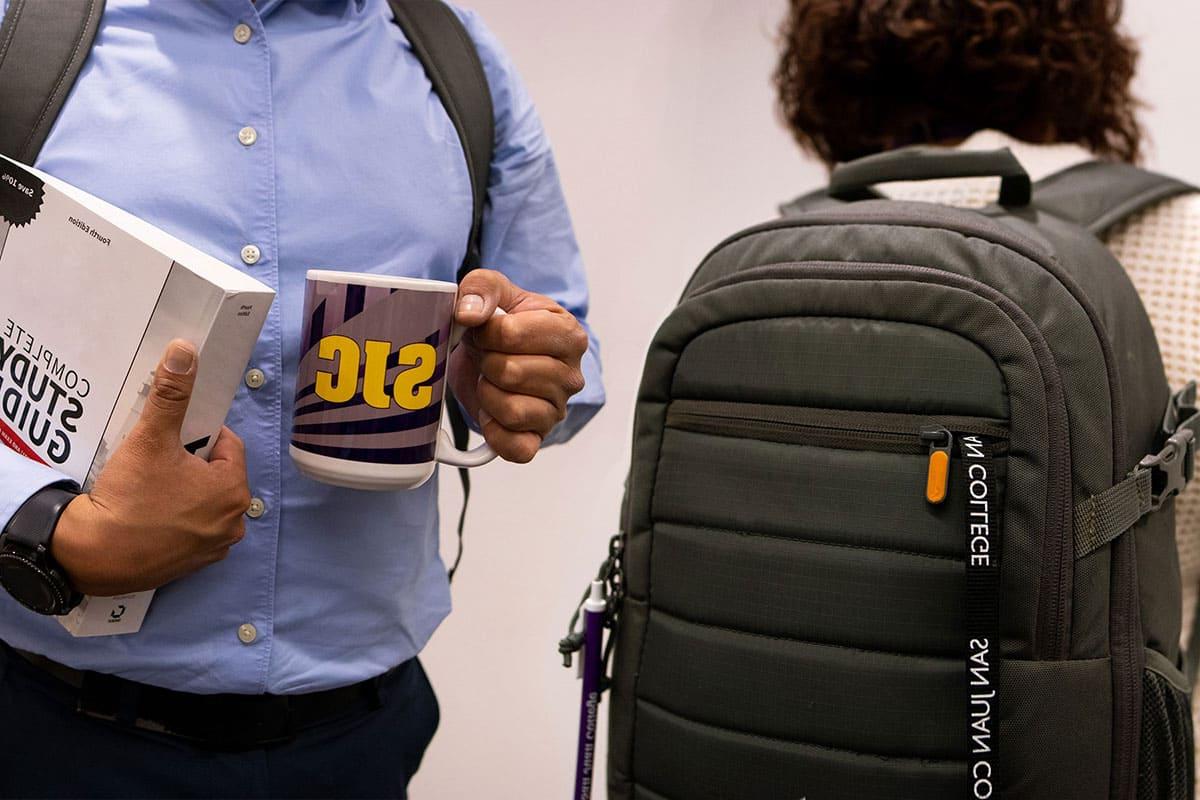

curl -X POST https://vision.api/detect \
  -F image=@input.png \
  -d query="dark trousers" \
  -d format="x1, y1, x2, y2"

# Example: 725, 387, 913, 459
0, 645, 439, 799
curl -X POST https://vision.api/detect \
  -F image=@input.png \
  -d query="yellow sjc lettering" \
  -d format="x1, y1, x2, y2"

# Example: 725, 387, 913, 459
314, 336, 437, 410
362, 340, 393, 409
393, 343, 436, 410
315, 335, 359, 403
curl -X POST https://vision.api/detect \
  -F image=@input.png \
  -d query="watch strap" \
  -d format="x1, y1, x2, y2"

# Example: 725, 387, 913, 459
4, 482, 81, 550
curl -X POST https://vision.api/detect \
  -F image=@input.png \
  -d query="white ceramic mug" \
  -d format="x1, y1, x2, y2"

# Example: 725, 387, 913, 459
289, 270, 496, 490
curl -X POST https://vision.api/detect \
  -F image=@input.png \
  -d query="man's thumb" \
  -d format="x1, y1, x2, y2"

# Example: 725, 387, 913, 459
455, 269, 520, 327
136, 339, 198, 442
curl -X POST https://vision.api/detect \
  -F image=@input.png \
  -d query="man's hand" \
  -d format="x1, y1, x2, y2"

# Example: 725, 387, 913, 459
449, 270, 589, 463
50, 340, 252, 596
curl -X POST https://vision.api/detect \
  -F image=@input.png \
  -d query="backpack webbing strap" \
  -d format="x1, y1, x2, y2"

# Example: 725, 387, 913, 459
1033, 160, 1199, 237
1074, 470, 1153, 560
0, 0, 105, 164
388, 0, 495, 581
1075, 383, 1200, 561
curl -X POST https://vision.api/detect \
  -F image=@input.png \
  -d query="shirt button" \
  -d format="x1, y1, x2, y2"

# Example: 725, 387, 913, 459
238, 126, 258, 147
237, 623, 258, 645
246, 497, 266, 519
233, 23, 253, 44
240, 244, 261, 265
244, 368, 266, 390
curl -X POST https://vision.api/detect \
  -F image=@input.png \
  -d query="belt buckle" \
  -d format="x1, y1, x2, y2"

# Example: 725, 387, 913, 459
77, 701, 119, 724
76, 672, 122, 723
77, 676, 174, 733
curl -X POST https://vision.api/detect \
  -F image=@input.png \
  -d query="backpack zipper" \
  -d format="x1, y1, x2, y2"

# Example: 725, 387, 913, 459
665, 400, 1008, 505
921, 427, 953, 505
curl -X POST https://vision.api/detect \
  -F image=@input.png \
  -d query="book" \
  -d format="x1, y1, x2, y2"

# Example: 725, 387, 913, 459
0, 155, 274, 636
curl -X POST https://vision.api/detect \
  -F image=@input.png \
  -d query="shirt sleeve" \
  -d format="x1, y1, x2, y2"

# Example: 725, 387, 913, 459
451, 6, 604, 446
0, 446, 75, 528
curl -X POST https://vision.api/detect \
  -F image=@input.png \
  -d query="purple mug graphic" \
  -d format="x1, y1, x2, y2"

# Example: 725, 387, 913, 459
289, 270, 495, 490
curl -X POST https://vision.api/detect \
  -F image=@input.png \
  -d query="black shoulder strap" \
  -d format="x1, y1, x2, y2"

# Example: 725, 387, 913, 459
0, 1, 494, 253
389, 0, 494, 280
0, 0, 105, 163
388, 0, 495, 582
1033, 160, 1198, 237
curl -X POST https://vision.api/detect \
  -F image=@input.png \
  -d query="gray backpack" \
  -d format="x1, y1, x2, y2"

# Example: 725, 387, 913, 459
603, 147, 1199, 799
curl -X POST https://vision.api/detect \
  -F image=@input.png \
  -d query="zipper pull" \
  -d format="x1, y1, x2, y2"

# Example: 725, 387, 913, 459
921, 427, 953, 505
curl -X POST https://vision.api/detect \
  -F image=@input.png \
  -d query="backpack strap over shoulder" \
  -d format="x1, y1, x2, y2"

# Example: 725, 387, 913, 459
0, 0, 105, 164
388, 0, 494, 281
388, 0, 496, 581
1033, 160, 1199, 237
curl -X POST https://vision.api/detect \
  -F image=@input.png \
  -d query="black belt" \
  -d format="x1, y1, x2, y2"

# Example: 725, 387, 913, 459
7, 645, 387, 751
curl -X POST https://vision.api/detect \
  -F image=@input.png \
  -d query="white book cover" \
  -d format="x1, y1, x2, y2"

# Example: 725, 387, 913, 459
0, 155, 275, 636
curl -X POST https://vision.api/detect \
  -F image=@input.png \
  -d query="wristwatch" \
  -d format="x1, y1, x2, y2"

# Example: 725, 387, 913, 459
0, 483, 83, 615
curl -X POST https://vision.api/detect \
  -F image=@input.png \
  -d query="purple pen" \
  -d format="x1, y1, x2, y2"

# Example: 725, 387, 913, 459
573, 580, 607, 800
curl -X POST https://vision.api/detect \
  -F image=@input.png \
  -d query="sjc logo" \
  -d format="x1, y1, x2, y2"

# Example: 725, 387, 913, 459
315, 336, 436, 411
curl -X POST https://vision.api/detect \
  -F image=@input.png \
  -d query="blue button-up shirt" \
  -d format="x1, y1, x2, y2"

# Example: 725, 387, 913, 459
0, 0, 603, 694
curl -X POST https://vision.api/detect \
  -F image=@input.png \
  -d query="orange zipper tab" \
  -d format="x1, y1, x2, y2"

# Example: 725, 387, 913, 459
921, 427, 953, 505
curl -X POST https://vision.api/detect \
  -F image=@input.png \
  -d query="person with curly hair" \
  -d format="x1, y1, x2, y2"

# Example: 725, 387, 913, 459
776, 0, 1142, 165
776, 0, 1200, 782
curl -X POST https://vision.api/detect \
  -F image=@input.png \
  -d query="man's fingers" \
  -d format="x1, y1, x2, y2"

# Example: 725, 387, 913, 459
208, 427, 251, 519
479, 419, 542, 464
477, 352, 584, 410
134, 340, 198, 444
451, 272, 585, 463
455, 269, 524, 327
477, 378, 564, 435
470, 308, 588, 360
447, 347, 484, 419
208, 426, 246, 469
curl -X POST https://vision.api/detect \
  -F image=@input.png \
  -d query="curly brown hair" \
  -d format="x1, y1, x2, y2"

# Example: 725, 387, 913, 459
775, 0, 1143, 167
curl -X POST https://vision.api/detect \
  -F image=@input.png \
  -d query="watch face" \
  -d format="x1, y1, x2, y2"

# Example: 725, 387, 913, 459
0, 555, 60, 614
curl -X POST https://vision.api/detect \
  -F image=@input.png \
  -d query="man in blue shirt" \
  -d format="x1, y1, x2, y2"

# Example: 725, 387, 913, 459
0, 1, 603, 796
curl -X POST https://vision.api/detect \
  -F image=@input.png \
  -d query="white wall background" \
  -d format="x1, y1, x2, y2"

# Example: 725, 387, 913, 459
415, 2, 1200, 798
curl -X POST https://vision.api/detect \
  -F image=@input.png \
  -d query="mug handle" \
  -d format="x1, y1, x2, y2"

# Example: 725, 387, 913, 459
435, 308, 506, 468
436, 427, 496, 467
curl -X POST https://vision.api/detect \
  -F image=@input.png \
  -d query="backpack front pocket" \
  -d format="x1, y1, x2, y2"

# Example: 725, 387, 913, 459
629, 400, 1010, 799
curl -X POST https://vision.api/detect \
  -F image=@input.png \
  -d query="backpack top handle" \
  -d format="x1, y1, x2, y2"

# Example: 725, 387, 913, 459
829, 146, 1033, 207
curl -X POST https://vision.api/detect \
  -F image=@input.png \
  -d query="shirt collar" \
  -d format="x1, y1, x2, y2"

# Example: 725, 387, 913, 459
954, 130, 1093, 182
